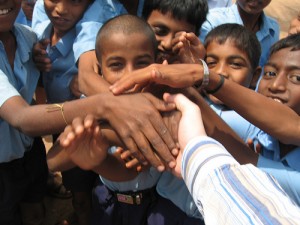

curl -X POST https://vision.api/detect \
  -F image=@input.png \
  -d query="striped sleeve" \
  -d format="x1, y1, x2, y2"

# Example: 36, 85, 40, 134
181, 136, 300, 225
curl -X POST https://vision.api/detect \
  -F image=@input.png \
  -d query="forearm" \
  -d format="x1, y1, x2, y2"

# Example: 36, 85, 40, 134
182, 136, 300, 225
1, 94, 108, 136
78, 51, 110, 96
208, 72, 300, 145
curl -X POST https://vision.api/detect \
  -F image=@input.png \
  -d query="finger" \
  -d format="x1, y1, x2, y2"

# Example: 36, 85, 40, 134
60, 125, 76, 147
125, 158, 140, 169
120, 150, 134, 162
120, 134, 147, 165
83, 114, 96, 129
186, 33, 202, 45
72, 117, 85, 135
110, 67, 153, 94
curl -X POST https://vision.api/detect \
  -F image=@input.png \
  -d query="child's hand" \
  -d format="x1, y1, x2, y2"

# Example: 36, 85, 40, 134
59, 114, 109, 170
33, 39, 51, 72
116, 147, 143, 172
172, 32, 206, 64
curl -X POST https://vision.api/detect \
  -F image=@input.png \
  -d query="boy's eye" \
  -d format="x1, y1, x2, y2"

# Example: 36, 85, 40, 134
136, 61, 151, 68
230, 62, 243, 69
109, 62, 123, 70
153, 26, 169, 36
263, 71, 277, 79
288, 74, 300, 84
205, 59, 217, 68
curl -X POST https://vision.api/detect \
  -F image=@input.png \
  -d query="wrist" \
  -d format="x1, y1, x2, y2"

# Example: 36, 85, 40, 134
193, 59, 209, 91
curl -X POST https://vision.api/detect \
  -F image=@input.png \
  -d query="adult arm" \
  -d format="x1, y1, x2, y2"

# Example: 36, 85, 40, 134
165, 93, 300, 224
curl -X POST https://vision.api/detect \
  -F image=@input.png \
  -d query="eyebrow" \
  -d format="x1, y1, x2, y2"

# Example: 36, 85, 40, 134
265, 62, 300, 71
206, 53, 249, 63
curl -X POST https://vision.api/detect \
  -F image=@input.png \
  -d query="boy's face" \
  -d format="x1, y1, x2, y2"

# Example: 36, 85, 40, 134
44, 0, 91, 35
205, 40, 255, 105
237, 0, 271, 15
258, 48, 300, 115
146, 10, 195, 64
99, 32, 155, 87
0, 0, 21, 33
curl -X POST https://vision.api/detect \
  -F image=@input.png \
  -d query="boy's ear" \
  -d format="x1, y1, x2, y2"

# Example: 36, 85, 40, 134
96, 62, 102, 76
250, 66, 262, 90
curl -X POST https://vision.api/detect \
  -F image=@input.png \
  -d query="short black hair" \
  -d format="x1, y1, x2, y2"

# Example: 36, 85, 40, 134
269, 33, 300, 56
204, 23, 261, 70
95, 14, 157, 61
142, 0, 208, 35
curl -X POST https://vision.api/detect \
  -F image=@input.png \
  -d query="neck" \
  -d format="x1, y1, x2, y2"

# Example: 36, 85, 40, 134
119, 0, 139, 15
237, 4, 261, 33
0, 31, 16, 69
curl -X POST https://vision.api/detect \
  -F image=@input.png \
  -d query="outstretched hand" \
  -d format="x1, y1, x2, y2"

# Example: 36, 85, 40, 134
59, 114, 109, 171
110, 64, 203, 95
163, 93, 207, 177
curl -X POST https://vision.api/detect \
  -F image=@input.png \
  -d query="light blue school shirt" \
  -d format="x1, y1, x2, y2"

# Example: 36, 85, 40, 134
100, 146, 161, 192
15, 9, 28, 26
32, 0, 144, 61
0, 24, 39, 162
156, 172, 202, 218
207, 0, 232, 9
35, 21, 77, 103
199, 3, 279, 67
207, 99, 300, 206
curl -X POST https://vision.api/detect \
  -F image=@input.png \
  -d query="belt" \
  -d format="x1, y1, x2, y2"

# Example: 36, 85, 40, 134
110, 186, 157, 205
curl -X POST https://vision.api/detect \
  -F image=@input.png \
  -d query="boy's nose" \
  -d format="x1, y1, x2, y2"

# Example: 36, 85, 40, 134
161, 36, 173, 51
55, 3, 68, 14
269, 74, 287, 92
214, 63, 229, 78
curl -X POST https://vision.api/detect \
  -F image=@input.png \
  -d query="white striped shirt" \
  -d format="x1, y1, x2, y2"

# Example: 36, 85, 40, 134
182, 136, 300, 225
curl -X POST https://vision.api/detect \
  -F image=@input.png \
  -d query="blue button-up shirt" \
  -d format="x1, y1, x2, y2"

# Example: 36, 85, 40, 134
0, 24, 39, 162
32, 0, 144, 61
35, 21, 77, 103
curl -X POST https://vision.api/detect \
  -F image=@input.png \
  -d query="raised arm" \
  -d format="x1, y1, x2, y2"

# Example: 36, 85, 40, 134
164, 93, 300, 225
110, 63, 300, 145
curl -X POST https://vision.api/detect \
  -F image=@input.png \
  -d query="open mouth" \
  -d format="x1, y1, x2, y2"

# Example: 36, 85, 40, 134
0, 8, 13, 16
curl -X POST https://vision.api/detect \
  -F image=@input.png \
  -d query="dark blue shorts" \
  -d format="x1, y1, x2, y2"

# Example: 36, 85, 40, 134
0, 137, 48, 225
91, 179, 204, 225
91, 179, 158, 225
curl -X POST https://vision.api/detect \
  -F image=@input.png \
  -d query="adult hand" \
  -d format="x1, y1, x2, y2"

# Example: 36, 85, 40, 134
163, 93, 207, 177
102, 92, 178, 171
59, 114, 109, 171
110, 64, 203, 95
172, 31, 206, 64
32, 39, 51, 72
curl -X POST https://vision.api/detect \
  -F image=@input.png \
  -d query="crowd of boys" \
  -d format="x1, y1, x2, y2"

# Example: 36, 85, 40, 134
1, 0, 300, 224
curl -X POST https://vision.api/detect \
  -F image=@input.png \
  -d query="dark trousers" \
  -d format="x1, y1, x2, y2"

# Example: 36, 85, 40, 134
0, 137, 48, 225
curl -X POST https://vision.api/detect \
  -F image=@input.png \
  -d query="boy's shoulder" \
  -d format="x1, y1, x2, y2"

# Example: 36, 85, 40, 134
13, 23, 37, 47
